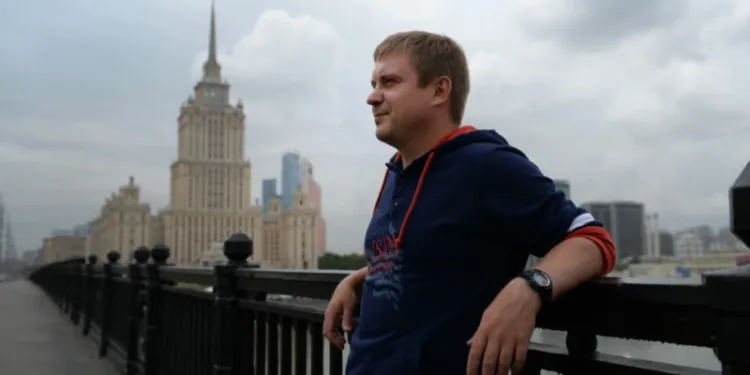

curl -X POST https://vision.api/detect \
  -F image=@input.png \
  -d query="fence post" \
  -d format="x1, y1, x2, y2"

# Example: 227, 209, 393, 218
729, 160, 749, 251
212, 232, 253, 375
99, 251, 121, 358
704, 266, 750, 375
70, 257, 86, 325
126, 247, 151, 375
58, 262, 67, 309
705, 160, 750, 375
82, 254, 98, 337
143, 244, 170, 375
63, 261, 73, 315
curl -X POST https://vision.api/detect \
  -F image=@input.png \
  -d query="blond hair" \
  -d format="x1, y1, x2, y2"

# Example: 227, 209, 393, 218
374, 31, 470, 124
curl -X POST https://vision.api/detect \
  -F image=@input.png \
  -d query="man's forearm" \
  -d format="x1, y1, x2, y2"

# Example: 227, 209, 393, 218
533, 237, 605, 299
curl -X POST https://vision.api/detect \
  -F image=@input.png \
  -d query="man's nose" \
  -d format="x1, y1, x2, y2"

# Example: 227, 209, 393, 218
367, 89, 383, 106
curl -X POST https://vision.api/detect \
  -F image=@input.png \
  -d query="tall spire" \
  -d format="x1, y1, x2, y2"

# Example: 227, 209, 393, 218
208, 0, 217, 63
202, 0, 222, 82
5, 221, 16, 261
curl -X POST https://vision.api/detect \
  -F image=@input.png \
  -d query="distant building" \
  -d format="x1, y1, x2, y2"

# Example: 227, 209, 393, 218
261, 179, 278, 213
645, 213, 662, 256
281, 152, 301, 209
87, 177, 152, 262
144, 5, 317, 268
199, 242, 228, 267
681, 225, 714, 250
51, 222, 91, 240
299, 157, 313, 193
581, 201, 646, 260
41, 4, 321, 269
552, 179, 571, 200
72, 222, 92, 237
298, 157, 326, 254
658, 231, 675, 256
674, 232, 705, 258
42, 235, 86, 263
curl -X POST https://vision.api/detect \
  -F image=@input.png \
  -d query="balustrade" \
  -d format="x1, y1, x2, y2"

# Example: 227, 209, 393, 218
26, 160, 750, 374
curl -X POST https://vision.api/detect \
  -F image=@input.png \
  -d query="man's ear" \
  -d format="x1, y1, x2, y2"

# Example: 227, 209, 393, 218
432, 76, 452, 106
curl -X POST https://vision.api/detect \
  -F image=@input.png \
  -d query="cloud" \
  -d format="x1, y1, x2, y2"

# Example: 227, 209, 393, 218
529, 0, 687, 51
190, 9, 351, 154
1, 0, 749, 253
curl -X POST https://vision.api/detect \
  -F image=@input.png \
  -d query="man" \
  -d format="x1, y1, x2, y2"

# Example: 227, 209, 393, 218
323, 31, 616, 375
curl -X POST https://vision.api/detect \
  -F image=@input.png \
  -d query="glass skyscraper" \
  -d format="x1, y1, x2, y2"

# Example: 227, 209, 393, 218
261, 178, 278, 213
281, 152, 301, 209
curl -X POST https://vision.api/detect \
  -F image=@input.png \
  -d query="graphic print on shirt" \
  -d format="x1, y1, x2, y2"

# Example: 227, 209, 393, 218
364, 208, 403, 310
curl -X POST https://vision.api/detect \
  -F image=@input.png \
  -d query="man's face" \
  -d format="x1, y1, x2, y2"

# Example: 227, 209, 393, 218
367, 52, 433, 146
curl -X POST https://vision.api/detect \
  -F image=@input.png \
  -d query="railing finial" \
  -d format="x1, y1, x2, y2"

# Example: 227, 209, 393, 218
151, 244, 170, 265
223, 232, 252, 265
106, 251, 120, 264
87, 254, 98, 265
133, 246, 150, 264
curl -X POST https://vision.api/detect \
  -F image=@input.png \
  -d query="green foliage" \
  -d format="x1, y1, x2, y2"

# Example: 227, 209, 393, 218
613, 262, 627, 271
318, 252, 366, 270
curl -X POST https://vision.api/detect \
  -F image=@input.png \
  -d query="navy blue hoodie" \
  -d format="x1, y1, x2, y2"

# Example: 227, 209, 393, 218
345, 126, 613, 375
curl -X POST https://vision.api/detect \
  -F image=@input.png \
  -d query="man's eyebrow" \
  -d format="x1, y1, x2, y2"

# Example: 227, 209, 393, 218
371, 74, 400, 87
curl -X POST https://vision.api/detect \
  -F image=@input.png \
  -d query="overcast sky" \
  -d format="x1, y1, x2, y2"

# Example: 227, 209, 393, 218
1, 0, 749, 253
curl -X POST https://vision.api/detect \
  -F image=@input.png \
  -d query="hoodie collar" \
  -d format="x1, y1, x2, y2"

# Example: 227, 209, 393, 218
385, 125, 477, 172
374, 125, 476, 249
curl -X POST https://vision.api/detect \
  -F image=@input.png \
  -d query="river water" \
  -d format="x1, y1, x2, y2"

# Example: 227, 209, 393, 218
269, 299, 721, 374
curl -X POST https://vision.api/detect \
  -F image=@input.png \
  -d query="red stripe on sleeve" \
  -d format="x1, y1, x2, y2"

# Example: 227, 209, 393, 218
565, 225, 616, 276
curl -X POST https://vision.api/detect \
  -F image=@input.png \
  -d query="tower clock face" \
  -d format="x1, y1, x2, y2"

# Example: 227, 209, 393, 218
202, 87, 223, 105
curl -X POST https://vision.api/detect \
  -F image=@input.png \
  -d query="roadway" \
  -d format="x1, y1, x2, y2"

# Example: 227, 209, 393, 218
0, 280, 117, 374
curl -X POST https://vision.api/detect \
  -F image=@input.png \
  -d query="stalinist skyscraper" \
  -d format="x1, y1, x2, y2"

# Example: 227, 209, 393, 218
86, 3, 321, 268
152, 3, 262, 265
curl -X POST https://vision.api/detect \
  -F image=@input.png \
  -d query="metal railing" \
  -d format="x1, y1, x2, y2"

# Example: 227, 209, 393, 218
28, 235, 750, 375
25, 161, 750, 374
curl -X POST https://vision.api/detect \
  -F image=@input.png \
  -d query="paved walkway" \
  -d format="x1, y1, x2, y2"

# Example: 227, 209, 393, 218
0, 280, 116, 374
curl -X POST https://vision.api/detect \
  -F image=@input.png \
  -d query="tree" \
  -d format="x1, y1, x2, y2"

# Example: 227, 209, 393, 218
318, 252, 366, 270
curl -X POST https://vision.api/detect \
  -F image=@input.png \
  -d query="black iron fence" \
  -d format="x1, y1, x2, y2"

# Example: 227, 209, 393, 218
27, 236, 749, 375
26, 162, 750, 374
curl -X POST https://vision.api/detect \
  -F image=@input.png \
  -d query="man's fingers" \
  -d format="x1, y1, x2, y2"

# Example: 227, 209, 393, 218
323, 304, 347, 350
324, 332, 346, 351
480, 339, 500, 375
465, 333, 486, 375
497, 342, 515, 375
322, 306, 339, 334
511, 340, 528, 374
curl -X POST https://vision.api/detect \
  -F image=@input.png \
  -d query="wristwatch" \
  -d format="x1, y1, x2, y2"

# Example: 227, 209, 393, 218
519, 269, 553, 309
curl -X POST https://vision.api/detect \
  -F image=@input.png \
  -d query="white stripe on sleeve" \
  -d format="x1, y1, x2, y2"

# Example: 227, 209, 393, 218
567, 212, 596, 233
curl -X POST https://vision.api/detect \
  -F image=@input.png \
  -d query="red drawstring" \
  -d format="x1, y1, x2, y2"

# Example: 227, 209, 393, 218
371, 126, 476, 249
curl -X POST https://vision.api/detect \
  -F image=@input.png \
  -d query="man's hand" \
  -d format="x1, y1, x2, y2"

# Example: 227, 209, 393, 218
323, 271, 363, 350
466, 278, 541, 375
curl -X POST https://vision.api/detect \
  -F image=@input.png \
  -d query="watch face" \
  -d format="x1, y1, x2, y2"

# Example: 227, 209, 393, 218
532, 272, 551, 288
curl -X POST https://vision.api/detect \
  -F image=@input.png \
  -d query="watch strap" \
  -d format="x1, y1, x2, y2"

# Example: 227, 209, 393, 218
519, 269, 552, 308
